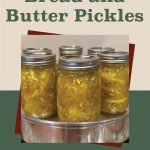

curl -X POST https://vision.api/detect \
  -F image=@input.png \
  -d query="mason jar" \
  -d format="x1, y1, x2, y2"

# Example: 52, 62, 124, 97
21, 53, 57, 118
23, 48, 52, 55
88, 47, 115, 56
59, 46, 83, 57
57, 55, 101, 122
99, 51, 129, 115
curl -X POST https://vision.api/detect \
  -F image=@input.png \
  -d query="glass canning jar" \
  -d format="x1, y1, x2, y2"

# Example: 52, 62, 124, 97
21, 53, 57, 118
57, 55, 101, 122
59, 46, 83, 57
99, 51, 129, 115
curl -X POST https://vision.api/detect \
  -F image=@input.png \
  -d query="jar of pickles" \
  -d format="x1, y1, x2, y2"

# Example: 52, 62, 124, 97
57, 55, 101, 122
23, 48, 52, 55
59, 46, 83, 57
99, 51, 129, 115
88, 47, 115, 56
21, 53, 57, 118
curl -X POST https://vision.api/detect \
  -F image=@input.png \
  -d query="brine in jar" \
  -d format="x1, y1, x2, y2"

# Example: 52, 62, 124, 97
57, 56, 101, 122
99, 51, 129, 115
21, 53, 57, 118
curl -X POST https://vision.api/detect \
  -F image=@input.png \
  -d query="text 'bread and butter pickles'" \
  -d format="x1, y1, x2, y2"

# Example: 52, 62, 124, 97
6, 9, 143, 22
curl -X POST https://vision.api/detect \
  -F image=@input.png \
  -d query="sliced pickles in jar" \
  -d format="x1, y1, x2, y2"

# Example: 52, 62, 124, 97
57, 56, 101, 122
99, 51, 129, 115
21, 53, 57, 118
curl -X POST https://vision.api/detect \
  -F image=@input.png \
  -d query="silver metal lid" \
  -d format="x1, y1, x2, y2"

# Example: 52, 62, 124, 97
58, 55, 100, 70
23, 48, 52, 55
99, 51, 129, 63
103, 47, 115, 51
88, 47, 115, 56
59, 46, 83, 56
21, 54, 56, 66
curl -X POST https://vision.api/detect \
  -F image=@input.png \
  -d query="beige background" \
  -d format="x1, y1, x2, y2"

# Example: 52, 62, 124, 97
0, 0, 150, 90
22, 35, 129, 59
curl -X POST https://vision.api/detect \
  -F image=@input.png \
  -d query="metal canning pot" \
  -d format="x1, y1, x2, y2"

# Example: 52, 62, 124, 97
21, 109, 129, 143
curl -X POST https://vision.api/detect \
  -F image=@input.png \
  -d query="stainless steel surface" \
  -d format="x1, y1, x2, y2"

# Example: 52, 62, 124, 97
58, 55, 100, 70
22, 110, 129, 143
99, 51, 129, 64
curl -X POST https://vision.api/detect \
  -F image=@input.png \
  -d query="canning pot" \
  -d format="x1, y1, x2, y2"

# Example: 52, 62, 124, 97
21, 109, 129, 143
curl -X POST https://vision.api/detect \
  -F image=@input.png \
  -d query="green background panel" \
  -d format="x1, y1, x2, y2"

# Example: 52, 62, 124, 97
0, 91, 150, 149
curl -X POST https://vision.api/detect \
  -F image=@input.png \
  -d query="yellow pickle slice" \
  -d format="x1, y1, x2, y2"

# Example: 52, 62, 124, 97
100, 63, 129, 114
57, 69, 101, 122
21, 64, 57, 118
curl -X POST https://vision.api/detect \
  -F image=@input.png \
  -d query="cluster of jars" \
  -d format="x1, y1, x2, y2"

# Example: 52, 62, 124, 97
21, 46, 129, 122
